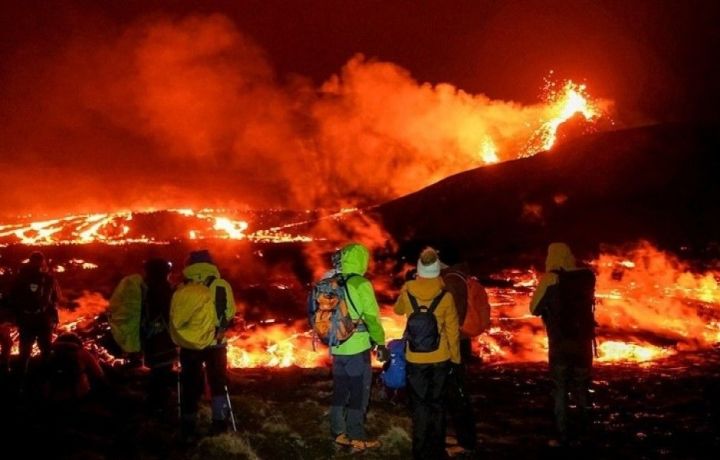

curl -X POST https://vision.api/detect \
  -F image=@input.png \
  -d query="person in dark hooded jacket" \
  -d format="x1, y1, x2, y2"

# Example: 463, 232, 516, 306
530, 242, 596, 446
141, 258, 178, 413
9, 251, 62, 376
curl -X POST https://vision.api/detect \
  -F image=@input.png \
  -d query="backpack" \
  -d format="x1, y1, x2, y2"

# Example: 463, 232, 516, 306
446, 272, 491, 337
404, 290, 446, 353
544, 268, 596, 342
108, 274, 145, 353
308, 273, 362, 347
170, 281, 216, 350
380, 339, 406, 389
16, 272, 55, 316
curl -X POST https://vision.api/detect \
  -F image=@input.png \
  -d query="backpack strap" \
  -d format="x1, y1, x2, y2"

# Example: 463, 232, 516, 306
428, 290, 446, 314
407, 292, 421, 313
204, 276, 228, 328
341, 274, 362, 318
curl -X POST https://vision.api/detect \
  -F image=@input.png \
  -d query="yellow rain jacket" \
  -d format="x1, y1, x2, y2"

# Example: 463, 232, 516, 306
530, 242, 579, 314
330, 243, 386, 356
108, 274, 145, 353
170, 262, 236, 350
394, 277, 461, 364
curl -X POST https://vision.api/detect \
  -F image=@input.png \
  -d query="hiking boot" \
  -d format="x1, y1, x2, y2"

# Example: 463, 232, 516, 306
334, 433, 353, 447
350, 439, 381, 453
446, 445, 473, 458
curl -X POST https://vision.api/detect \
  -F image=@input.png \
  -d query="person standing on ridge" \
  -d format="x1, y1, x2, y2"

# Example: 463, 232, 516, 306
329, 243, 388, 453
170, 250, 237, 441
9, 251, 62, 377
530, 242, 597, 447
394, 247, 461, 460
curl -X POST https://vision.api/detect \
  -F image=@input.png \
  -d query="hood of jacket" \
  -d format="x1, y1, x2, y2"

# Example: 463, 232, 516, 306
182, 262, 221, 283
407, 277, 444, 302
340, 243, 369, 276
545, 242, 577, 272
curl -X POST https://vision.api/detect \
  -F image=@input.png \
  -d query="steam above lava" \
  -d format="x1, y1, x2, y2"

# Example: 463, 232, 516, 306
0, 14, 610, 218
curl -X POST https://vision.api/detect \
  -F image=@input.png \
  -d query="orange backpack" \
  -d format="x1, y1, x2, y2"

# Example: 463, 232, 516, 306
447, 273, 491, 337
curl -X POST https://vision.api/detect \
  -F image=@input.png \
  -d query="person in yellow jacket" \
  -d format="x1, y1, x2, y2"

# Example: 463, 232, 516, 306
530, 242, 596, 446
394, 247, 460, 460
329, 243, 388, 452
170, 249, 237, 440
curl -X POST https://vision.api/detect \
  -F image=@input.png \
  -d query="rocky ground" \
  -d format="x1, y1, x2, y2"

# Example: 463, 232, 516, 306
1, 347, 718, 459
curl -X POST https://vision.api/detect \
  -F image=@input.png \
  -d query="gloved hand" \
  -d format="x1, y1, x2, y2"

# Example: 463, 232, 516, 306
375, 345, 390, 363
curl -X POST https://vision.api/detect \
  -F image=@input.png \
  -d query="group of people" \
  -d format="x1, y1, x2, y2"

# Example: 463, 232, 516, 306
318, 243, 480, 458
0, 249, 238, 442
107, 249, 237, 441
0, 241, 596, 457
322, 241, 596, 458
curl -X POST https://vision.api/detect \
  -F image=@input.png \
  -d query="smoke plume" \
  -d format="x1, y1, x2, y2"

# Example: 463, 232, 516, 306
0, 13, 602, 217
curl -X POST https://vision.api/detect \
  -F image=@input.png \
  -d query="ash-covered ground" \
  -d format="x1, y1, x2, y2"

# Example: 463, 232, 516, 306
1, 349, 718, 459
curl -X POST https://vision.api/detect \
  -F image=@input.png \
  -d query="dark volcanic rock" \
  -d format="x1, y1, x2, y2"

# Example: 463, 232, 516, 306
375, 123, 720, 269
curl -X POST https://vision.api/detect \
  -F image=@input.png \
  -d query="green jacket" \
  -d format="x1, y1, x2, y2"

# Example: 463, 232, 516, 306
331, 243, 386, 355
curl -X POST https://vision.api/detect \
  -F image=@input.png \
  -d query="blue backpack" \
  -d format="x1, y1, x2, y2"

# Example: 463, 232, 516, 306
381, 339, 407, 389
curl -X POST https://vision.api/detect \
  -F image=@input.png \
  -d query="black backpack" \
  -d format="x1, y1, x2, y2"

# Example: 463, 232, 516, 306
544, 268, 596, 342
404, 290, 446, 353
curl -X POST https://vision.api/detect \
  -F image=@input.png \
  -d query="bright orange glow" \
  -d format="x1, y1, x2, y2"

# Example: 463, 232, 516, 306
596, 341, 673, 363
0, 209, 313, 246
521, 78, 603, 157
6, 237, 717, 368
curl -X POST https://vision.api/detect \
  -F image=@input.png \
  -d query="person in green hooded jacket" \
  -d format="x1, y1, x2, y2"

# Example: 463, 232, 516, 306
170, 249, 237, 440
329, 243, 389, 452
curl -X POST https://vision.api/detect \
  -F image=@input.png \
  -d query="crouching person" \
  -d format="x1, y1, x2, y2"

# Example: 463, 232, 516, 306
328, 243, 388, 452
43, 332, 105, 403
394, 247, 460, 460
170, 250, 236, 441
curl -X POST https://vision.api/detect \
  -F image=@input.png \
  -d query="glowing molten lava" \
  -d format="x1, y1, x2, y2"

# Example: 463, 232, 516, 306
7, 239, 717, 368
521, 78, 604, 157
0, 209, 313, 246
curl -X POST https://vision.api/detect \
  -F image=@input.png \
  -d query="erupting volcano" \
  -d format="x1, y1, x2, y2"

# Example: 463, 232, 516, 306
2, 1, 719, 458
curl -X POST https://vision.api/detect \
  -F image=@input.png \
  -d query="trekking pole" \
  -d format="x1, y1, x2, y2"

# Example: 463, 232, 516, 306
224, 384, 238, 432
176, 361, 182, 420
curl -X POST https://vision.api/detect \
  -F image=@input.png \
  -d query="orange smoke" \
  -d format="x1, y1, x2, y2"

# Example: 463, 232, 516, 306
0, 13, 611, 217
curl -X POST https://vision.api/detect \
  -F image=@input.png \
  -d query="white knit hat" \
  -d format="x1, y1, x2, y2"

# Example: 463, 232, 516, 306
417, 247, 441, 278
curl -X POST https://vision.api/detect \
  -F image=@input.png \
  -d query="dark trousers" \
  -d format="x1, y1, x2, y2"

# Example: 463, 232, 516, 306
330, 351, 371, 440
179, 345, 228, 420
147, 364, 175, 410
549, 342, 592, 438
446, 363, 477, 450
407, 361, 450, 460
460, 337, 473, 363
18, 315, 54, 370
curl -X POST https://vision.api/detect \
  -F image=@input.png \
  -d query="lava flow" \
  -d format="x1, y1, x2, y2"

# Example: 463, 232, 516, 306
15, 241, 715, 369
